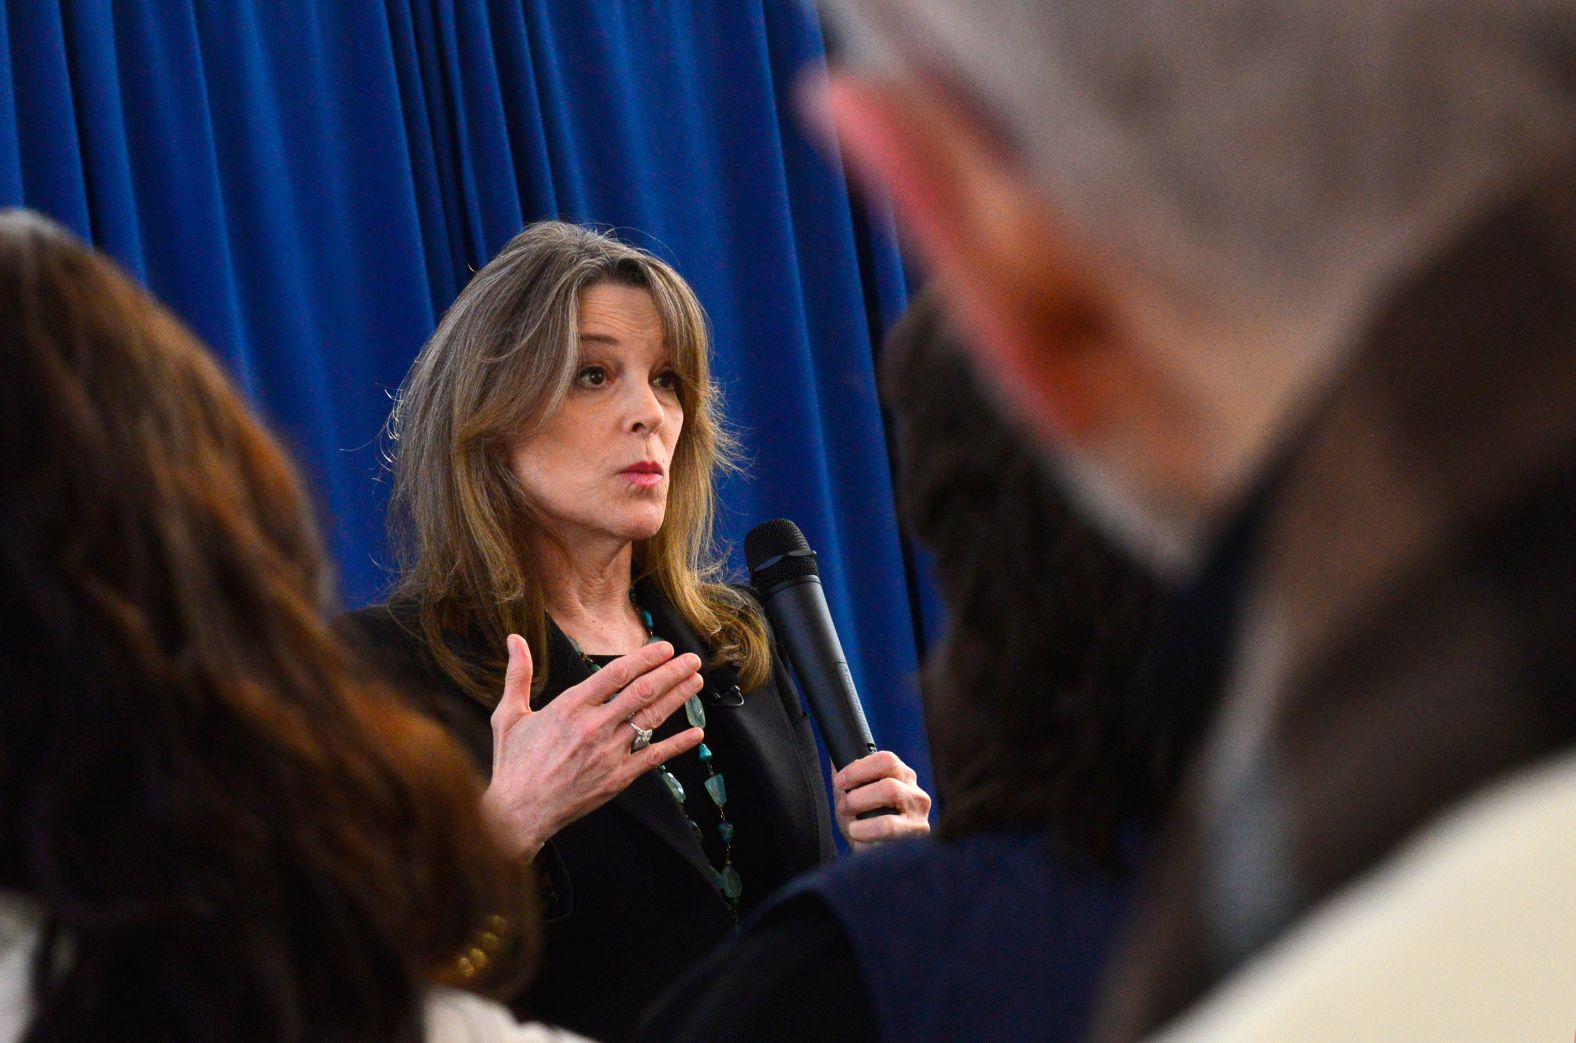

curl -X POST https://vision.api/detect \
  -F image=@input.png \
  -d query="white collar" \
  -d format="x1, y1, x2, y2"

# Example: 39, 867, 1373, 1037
0, 892, 43, 1043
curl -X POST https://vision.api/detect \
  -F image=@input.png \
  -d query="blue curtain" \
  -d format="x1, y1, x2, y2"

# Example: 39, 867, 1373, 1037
0, 0, 935, 792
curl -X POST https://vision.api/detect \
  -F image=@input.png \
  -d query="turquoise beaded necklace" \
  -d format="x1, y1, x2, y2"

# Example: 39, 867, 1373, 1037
563, 590, 743, 917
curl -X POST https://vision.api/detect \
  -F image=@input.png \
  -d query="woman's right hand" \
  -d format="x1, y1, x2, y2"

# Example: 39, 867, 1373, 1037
481, 635, 705, 861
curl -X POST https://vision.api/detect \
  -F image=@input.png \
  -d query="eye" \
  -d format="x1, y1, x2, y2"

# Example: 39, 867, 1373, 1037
574, 365, 609, 388
652, 369, 682, 392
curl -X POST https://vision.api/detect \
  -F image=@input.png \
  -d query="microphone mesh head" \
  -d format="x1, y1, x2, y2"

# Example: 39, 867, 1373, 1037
744, 518, 820, 587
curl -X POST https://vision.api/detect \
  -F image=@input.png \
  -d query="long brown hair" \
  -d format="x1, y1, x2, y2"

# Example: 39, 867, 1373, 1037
0, 210, 535, 1042
388, 221, 769, 703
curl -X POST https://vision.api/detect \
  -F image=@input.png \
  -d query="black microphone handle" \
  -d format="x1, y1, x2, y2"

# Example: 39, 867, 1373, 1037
760, 574, 876, 770
758, 576, 893, 818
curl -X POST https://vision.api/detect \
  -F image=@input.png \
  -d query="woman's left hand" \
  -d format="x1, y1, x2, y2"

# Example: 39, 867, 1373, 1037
832, 750, 932, 852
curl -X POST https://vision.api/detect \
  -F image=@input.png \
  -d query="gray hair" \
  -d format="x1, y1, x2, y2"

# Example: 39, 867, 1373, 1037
826, 0, 1576, 336
823, 0, 1576, 573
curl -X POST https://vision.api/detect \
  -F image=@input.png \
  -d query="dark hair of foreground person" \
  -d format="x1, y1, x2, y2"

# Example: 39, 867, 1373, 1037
883, 291, 1168, 868
0, 210, 537, 1043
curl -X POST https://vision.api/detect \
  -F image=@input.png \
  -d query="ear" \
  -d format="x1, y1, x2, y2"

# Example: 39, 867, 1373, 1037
814, 74, 1126, 444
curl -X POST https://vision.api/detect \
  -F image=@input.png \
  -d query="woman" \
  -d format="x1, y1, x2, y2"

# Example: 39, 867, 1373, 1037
0, 210, 573, 1043
347, 221, 931, 1039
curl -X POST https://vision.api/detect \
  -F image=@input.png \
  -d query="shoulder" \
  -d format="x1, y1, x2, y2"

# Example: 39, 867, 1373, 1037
0, 893, 43, 1043
630, 889, 874, 1043
341, 601, 422, 642
723, 580, 767, 620
1153, 750, 1576, 1042
337, 602, 484, 726
717, 581, 782, 669
700, 579, 770, 631
771, 835, 1126, 1043
789, 834, 1043, 912
424, 988, 590, 1043
339, 602, 437, 686
340, 601, 422, 652
788, 830, 1127, 965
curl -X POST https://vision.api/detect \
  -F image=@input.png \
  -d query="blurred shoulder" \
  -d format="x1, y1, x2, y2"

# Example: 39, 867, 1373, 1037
336, 601, 473, 715
424, 988, 591, 1043
0, 893, 44, 1043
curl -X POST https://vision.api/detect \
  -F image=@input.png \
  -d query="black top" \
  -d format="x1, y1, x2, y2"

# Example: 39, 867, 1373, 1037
582, 650, 771, 914
341, 580, 836, 1042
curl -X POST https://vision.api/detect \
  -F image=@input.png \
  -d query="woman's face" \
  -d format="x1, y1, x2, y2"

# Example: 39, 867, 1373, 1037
509, 283, 685, 553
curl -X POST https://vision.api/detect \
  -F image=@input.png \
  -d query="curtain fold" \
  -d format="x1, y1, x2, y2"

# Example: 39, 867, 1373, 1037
1, 0, 932, 792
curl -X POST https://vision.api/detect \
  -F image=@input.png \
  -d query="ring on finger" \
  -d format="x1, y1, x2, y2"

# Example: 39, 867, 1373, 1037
626, 718, 654, 752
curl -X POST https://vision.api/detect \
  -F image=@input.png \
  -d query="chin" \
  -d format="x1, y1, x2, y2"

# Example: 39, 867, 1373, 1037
615, 509, 668, 545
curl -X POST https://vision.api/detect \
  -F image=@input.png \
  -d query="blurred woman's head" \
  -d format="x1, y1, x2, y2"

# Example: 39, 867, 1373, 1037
882, 290, 1161, 869
0, 210, 533, 1042
389, 221, 768, 698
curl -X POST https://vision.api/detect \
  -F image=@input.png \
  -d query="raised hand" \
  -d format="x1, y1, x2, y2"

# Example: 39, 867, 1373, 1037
482, 635, 704, 861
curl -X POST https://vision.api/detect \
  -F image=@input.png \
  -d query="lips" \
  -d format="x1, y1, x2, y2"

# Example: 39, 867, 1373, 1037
619, 460, 665, 487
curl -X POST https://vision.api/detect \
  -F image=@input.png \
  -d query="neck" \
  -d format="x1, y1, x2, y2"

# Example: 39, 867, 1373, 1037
535, 537, 646, 655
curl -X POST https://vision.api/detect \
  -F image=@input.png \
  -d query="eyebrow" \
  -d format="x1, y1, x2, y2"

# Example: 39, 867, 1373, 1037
578, 333, 621, 346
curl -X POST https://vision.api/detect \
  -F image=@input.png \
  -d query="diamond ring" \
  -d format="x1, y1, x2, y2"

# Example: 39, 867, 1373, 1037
627, 719, 654, 752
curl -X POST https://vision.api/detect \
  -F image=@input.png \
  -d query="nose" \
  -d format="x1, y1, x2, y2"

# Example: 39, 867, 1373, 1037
626, 379, 666, 436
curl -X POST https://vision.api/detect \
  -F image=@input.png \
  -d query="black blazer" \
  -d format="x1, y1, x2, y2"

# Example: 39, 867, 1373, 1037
343, 581, 835, 1041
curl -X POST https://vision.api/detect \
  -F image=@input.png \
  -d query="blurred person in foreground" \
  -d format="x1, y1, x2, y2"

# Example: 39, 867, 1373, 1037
810, 0, 1576, 1038
345, 221, 930, 1041
0, 210, 578, 1043
635, 290, 1172, 1041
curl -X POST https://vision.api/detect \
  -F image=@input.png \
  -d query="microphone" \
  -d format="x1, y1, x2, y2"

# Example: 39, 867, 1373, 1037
745, 519, 879, 775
